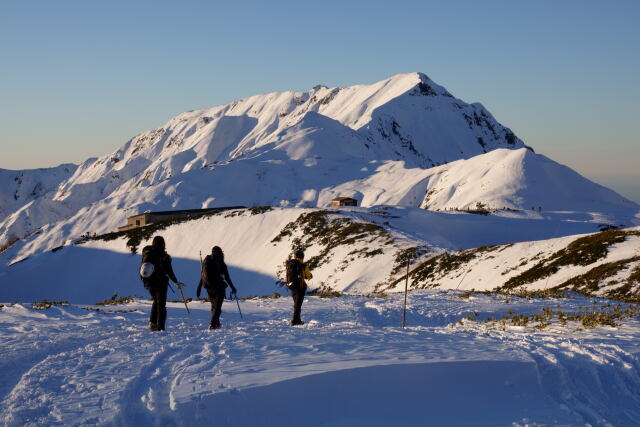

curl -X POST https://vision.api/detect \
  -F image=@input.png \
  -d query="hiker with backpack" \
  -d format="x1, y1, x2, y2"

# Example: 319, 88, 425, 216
285, 249, 313, 326
197, 246, 238, 330
139, 236, 184, 331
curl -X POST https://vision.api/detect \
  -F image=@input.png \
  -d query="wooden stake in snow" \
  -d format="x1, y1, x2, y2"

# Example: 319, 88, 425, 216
402, 255, 410, 328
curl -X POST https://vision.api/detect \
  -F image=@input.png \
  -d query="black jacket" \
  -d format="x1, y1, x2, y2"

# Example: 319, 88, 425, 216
141, 245, 178, 284
200, 255, 234, 291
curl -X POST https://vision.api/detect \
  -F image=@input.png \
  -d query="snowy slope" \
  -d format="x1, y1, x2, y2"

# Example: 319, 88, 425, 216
0, 164, 77, 241
326, 147, 639, 224
1, 292, 639, 426
388, 225, 640, 302
0, 206, 618, 303
0, 164, 77, 219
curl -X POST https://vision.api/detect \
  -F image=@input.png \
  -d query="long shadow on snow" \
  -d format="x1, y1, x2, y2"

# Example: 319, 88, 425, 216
0, 245, 279, 303
175, 361, 582, 427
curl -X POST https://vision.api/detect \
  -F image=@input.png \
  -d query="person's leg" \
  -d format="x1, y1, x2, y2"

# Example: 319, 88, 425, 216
149, 287, 159, 330
157, 282, 168, 331
207, 289, 221, 329
211, 292, 224, 329
291, 287, 305, 325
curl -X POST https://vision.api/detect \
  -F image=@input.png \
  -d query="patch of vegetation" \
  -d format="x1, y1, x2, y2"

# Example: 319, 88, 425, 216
467, 201, 491, 215
365, 292, 389, 299
487, 304, 640, 330
308, 288, 341, 298
381, 244, 501, 292
248, 206, 273, 215
390, 246, 430, 275
271, 210, 331, 244
501, 229, 637, 290
95, 296, 135, 306
239, 292, 282, 301
272, 211, 392, 272
557, 256, 640, 302
82, 306, 139, 313
456, 289, 476, 300
32, 300, 69, 310
510, 288, 571, 300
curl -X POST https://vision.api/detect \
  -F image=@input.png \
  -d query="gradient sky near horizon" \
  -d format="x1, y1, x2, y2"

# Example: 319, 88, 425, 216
1, 0, 638, 202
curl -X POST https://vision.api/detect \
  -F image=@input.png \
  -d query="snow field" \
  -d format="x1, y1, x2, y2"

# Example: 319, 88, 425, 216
1, 291, 639, 426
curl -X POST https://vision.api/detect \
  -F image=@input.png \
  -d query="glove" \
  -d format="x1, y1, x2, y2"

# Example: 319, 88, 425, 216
176, 282, 185, 289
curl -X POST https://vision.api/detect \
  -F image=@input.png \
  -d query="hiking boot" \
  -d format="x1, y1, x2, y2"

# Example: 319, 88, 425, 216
291, 320, 304, 326
209, 323, 221, 330
149, 322, 158, 331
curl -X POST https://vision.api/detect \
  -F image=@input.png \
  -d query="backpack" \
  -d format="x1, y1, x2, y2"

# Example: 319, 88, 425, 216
202, 255, 226, 290
140, 245, 164, 289
285, 258, 303, 288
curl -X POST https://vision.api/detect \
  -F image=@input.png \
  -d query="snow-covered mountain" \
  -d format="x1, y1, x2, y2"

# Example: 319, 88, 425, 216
0, 72, 526, 248
1, 72, 638, 263
0, 164, 77, 223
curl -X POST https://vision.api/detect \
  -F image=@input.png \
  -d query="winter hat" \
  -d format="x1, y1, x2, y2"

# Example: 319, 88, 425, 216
152, 236, 165, 251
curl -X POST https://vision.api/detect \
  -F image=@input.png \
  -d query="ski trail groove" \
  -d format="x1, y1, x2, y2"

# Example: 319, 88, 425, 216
522, 338, 640, 425
114, 343, 183, 426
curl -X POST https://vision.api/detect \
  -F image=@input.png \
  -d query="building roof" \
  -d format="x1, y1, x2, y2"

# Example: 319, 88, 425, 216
331, 196, 357, 201
129, 207, 246, 218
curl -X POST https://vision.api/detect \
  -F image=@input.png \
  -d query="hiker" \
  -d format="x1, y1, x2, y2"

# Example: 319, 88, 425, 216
197, 246, 238, 329
139, 236, 183, 331
285, 249, 313, 326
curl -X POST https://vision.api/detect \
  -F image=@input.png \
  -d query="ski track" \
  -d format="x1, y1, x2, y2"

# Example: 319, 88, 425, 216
523, 338, 640, 425
1, 292, 640, 426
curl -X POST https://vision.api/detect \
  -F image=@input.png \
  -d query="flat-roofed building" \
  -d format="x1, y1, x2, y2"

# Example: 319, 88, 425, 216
330, 197, 358, 207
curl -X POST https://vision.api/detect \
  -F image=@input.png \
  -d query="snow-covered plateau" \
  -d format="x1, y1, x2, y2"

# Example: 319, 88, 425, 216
1, 292, 639, 426
1, 72, 640, 425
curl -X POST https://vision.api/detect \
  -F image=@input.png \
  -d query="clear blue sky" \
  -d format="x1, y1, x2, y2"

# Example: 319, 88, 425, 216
1, 0, 638, 201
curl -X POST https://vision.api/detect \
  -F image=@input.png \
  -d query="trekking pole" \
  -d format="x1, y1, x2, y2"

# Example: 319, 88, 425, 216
402, 255, 410, 328
234, 295, 243, 319
197, 251, 204, 300
168, 282, 176, 294
176, 282, 191, 315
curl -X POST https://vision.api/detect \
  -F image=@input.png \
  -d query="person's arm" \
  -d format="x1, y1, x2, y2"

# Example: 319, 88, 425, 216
223, 263, 237, 293
303, 264, 313, 280
164, 254, 179, 283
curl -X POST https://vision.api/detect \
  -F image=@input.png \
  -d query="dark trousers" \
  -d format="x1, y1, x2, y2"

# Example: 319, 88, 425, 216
149, 281, 168, 330
290, 286, 306, 325
207, 288, 225, 328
